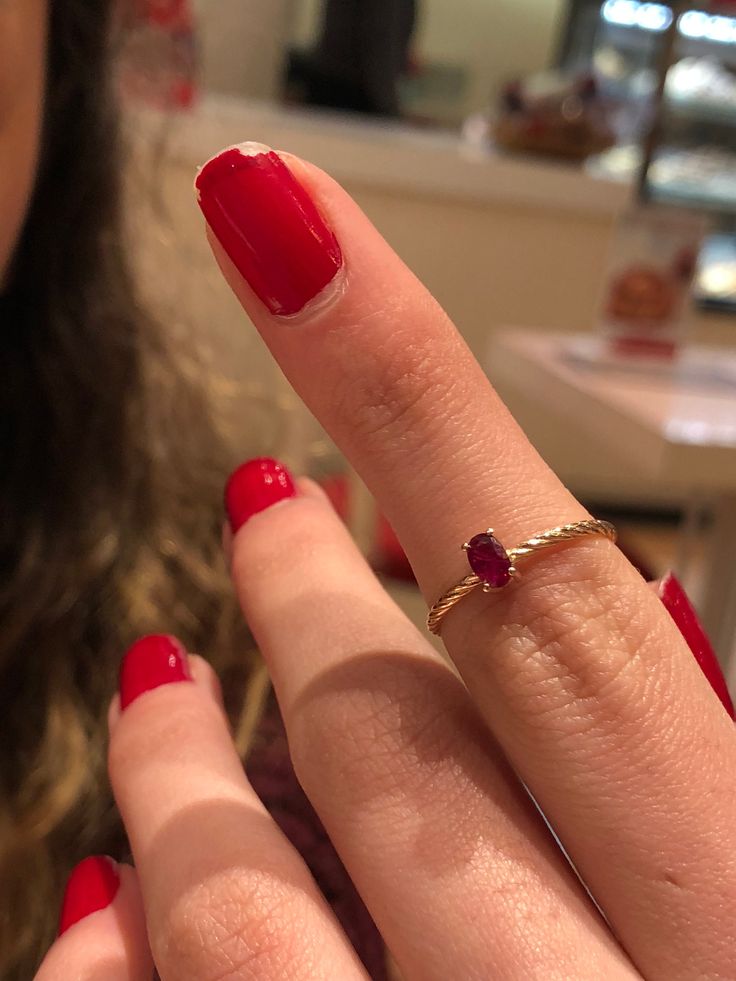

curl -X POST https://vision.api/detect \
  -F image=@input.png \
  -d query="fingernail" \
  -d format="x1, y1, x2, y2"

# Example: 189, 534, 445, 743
58, 856, 120, 936
225, 457, 296, 534
657, 572, 734, 719
119, 634, 192, 710
195, 142, 343, 317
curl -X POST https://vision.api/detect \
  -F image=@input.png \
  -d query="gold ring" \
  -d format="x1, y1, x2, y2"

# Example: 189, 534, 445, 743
427, 519, 617, 636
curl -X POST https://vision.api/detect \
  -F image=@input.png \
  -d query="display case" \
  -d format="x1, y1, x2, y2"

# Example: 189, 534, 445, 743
558, 0, 736, 310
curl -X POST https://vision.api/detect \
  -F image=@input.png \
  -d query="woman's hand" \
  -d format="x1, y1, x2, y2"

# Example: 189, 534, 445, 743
37, 145, 736, 980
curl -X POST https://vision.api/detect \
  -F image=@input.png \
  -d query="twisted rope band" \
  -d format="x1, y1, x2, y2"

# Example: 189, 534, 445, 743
427, 519, 617, 636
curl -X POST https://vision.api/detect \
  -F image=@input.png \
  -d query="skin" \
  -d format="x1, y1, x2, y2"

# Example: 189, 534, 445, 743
36, 150, 736, 980
0, 0, 46, 286
10, 3, 721, 977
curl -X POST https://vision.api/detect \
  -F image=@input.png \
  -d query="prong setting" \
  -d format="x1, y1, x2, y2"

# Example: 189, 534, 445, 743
464, 530, 513, 590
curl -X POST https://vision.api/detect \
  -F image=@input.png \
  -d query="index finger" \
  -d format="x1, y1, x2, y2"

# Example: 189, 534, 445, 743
195, 143, 582, 581
196, 143, 736, 981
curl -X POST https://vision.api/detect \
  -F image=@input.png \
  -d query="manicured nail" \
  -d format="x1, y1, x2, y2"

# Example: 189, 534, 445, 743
195, 143, 343, 316
657, 572, 734, 719
119, 634, 192, 710
225, 457, 296, 534
58, 856, 120, 936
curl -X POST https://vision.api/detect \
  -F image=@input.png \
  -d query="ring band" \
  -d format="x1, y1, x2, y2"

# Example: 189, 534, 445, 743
427, 518, 617, 636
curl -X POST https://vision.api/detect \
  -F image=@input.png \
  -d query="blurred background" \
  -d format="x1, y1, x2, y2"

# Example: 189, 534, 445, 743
120, 0, 736, 672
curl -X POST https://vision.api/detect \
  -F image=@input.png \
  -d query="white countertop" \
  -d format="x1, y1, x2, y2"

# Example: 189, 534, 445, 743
127, 95, 632, 218
490, 329, 736, 491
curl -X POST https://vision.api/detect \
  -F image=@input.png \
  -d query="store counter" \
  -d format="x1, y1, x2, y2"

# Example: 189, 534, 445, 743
488, 328, 736, 668
130, 95, 630, 218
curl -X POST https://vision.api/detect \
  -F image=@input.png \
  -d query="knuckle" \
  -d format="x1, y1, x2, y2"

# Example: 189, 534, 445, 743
330, 321, 449, 454
236, 498, 332, 584
157, 871, 310, 981
109, 700, 218, 787
479, 546, 659, 736
109, 707, 171, 782
290, 659, 472, 816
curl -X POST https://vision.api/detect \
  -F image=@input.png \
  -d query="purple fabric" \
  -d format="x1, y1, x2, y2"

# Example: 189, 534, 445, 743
246, 696, 389, 981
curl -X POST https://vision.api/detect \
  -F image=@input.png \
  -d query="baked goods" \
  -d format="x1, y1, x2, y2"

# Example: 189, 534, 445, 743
494, 73, 615, 160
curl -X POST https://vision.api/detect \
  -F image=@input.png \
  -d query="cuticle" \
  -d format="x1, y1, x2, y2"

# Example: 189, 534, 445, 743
274, 262, 348, 326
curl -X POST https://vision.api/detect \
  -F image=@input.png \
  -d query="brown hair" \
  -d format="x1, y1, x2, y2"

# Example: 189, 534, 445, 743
0, 3, 258, 975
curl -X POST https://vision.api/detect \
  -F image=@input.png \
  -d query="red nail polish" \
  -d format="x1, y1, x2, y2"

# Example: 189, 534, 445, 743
119, 634, 192, 710
225, 457, 296, 534
657, 572, 734, 719
195, 143, 343, 316
58, 856, 120, 936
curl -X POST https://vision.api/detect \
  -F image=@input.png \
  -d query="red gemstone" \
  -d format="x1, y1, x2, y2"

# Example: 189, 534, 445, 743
466, 532, 512, 588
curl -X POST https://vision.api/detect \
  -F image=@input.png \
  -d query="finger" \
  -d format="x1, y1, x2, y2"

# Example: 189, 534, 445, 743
226, 462, 638, 981
196, 144, 736, 979
196, 143, 582, 581
35, 860, 152, 981
108, 635, 367, 981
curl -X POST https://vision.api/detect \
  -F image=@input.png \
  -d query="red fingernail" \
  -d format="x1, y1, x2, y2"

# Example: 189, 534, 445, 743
657, 572, 734, 719
225, 457, 296, 534
58, 856, 120, 936
119, 634, 192, 710
195, 143, 343, 316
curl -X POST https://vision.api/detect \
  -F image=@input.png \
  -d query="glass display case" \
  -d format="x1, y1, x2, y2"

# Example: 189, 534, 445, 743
558, 0, 736, 310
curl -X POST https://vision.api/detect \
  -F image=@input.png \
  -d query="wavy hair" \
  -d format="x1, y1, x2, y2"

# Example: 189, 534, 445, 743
0, 3, 256, 975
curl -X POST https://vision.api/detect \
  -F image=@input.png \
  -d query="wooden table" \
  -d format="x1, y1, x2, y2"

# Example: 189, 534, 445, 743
488, 329, 736, 675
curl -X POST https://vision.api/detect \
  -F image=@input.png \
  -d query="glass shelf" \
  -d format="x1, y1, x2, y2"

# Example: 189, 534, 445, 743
665, 96, 736, 128
646, 146, 736, 212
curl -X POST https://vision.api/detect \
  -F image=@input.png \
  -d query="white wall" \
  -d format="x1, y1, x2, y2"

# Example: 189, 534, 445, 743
193, 0, 292, 100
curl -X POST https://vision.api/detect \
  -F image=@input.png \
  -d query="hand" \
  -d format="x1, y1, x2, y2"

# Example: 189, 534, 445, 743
38, 146, 736, 980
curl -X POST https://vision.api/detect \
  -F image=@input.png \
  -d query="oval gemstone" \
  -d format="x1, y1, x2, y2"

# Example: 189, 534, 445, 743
466, 532, 512, 588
